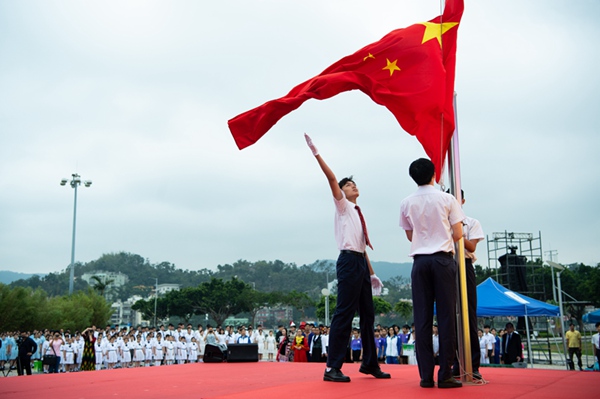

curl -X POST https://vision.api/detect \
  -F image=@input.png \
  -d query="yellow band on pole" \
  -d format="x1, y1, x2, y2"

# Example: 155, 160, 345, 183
456, 238, 473, 382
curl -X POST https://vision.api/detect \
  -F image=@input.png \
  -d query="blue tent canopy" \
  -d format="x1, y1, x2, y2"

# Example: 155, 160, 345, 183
476, 277, 560, 317
582, 309, 600, 323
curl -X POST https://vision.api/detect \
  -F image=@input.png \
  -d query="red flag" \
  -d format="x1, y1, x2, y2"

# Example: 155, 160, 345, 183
228, 0, 463, 178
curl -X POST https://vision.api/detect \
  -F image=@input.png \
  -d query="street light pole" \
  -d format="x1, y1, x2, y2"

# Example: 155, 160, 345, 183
557, 271, 569, 370
153, 278, 158, 327
546, 261, 568, 369
61, 173, 92, 295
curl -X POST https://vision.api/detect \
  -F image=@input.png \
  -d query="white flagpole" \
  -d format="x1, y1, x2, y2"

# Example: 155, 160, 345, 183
447, 92, 473, 382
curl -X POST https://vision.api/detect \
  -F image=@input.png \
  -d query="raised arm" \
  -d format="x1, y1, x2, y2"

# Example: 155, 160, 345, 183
305, 133, 342, 201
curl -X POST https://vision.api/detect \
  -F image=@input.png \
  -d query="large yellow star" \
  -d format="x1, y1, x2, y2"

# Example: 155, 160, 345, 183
419, 22, 459, 45
382, 58, 401, 76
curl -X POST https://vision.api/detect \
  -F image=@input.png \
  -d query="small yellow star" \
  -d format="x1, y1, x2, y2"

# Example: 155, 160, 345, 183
382, 58, 401, 76
420, 22, 459, 45
363, 53, 375, 61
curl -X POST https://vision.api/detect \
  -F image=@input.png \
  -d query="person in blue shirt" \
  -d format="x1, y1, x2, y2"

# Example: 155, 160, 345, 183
350, 329, 362, 363
491, 328, 501, 364
374, 328, 386, 363
236, 328, 251, 344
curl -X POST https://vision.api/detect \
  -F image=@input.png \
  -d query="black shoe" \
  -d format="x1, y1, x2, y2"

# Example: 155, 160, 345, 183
420, 379, 435, 388
359, 365, 391, 379
438, 378, 463, 388
472, 371, 483, 380
324, 368, 351, 382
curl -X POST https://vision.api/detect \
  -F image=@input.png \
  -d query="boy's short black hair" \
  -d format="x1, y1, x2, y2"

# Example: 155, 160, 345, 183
446, 188, 465, 199
338, 175, 354, 189
409, 158, 435, 185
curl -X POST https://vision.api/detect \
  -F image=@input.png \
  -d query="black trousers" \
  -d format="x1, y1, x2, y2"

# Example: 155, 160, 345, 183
326, 251, 377, 370
17, 355, 32, 376
568, 347, 583, 368
453, 259, 480, 374
412, 252, 457, 382
310, 351, 325, 362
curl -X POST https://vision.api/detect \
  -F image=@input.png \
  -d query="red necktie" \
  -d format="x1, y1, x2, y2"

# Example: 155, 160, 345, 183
355, 205, 373, 250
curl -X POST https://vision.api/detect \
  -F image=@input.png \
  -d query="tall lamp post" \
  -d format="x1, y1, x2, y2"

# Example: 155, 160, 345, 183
545, 261, 568, 369
152, 278, 158, 327
61, 173, 92, 295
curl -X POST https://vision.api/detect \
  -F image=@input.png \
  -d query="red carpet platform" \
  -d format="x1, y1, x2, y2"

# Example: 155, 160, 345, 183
1, 362, 596, 399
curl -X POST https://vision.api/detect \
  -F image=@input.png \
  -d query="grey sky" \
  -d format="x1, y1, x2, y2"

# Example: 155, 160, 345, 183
1, 0, 598, 275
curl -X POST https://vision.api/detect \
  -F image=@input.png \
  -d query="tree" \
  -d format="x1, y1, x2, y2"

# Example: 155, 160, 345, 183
373, 297, 392, 315
284, 290, 315, 320
394, 300, 413, 319
165, 289, 195, 323
243, 290, 273, 327
90, 275, 115, 298
0, 284, 45, 331
132, 299, 156, 324
44, 290, 113, 331
132, 296, 170, 326
381, 276, 412, 304
178, 278, 253, 326
316, 295, 337, 322
0, 284, 112, 332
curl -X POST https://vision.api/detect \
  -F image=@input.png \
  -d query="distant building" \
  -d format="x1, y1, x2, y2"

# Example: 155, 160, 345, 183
82, 271, 129, 287
154, 283, 181, 296
255, 306, 294, 327
111, 295, 144, 327
106, 281, 182, 327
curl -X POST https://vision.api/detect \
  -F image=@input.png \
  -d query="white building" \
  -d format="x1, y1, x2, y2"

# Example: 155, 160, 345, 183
155, 283, 181, 296
111, 295, 144, 327
82, 271, 129, 287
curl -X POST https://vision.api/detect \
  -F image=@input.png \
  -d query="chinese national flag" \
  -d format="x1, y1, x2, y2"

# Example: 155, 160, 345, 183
228, 0, 463, 178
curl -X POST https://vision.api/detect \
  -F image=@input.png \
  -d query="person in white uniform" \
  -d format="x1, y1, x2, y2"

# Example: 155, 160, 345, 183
94, 335, 105, 370
153, 334, 164, 367
266, 330, 277, 361
399, 158, 464, 389
143, 334, 154, 367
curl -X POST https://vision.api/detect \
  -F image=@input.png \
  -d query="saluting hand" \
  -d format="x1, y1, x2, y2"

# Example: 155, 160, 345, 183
304, 133, 319, 156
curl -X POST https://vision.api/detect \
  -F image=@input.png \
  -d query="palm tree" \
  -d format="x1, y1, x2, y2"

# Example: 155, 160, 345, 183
90, 275, 115, 298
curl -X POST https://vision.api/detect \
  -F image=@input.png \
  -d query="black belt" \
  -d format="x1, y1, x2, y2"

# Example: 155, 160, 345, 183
414, 251, 453, 258
340, 249, 366, 257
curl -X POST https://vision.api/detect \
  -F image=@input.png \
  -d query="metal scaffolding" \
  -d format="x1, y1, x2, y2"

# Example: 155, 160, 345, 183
486, 231, 547, 299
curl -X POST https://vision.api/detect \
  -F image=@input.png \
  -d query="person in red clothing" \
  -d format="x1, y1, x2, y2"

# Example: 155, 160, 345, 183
292, 329, 309, 362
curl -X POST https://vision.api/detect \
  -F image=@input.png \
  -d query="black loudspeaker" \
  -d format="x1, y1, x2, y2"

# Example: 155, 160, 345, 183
498, 248, 528, 292
227, 343, 259, 362
204, 344, 226, 363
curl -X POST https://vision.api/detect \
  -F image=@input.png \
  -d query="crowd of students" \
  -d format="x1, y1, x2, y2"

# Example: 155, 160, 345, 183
1, 322, 284, 374
0, 319, 519, 375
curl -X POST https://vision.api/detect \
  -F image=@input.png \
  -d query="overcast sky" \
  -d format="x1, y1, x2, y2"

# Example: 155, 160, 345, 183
1, 0, 598, 276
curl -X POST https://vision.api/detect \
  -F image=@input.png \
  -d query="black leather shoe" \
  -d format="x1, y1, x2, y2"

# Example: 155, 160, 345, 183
420, 379, 435, 388
359, 365, 391, 379
438, 378, 463, 388
472, 371, 483, 380
324, 368, 351, 382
